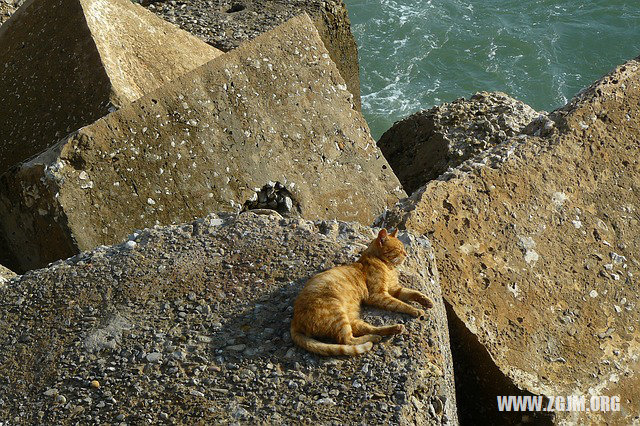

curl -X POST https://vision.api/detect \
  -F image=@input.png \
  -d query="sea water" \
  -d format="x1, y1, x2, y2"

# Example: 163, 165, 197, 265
345, 0, 640, 139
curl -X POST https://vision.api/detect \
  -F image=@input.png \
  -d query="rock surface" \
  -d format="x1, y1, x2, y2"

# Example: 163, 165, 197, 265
0, 0, 221, 174
0, 263, 16, 285
0, 15, 404, 270
242, 181, 301, 216
378, 91, 541, 195
0, 212, 457, 425
141, 0, 361, 110
0, 0, 20, 25
0, 14, 403, 273
380, 58, 640, 424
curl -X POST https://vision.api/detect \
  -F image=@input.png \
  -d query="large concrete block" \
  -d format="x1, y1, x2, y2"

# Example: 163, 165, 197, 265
381, 57, 640, 423
2, 0, 362, 109
378, 91, 540, 195
0, 212, 457, 425
142, 0, 362, 110
0, 14, 404, 272
0, 0, 221, 174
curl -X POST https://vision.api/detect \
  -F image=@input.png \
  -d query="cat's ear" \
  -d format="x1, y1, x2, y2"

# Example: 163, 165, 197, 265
390, 229, 398, 237
377, 228, 388, 245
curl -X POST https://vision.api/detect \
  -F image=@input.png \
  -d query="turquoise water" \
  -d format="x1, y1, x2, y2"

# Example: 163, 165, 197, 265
345, 0, 640, 139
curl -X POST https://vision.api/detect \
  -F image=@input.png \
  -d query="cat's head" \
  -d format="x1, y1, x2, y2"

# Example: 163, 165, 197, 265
369, 228, 408, 266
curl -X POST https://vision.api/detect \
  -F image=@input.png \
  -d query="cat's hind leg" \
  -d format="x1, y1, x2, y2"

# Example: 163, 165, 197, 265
352, 319, 404, 336
333, 313, 381, 344
350, 334, 382, 344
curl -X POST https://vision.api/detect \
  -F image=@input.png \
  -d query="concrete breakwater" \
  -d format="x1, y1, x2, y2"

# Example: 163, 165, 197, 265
1, 1, 639, 424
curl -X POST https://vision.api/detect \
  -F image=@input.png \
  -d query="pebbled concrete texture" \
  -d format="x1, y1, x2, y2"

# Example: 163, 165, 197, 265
140, 0, 362, 110
377, 91, 541, 195
0, 0, 221, 175
0, 14, 404, 272
0, 262, 16, 285
0, 212, 457, 425
380, 57, 640, 424
0, 0, 20, 25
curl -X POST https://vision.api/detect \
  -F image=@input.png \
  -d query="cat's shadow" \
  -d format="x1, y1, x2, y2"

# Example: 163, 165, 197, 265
205, 275, 419, 368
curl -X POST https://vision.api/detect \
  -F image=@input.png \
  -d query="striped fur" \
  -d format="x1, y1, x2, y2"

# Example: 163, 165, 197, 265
291, 228, 434, 356
290, 330, 373, 356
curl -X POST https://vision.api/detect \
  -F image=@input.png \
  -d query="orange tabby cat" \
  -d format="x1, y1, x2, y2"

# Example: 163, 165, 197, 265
290, 228, 434, 356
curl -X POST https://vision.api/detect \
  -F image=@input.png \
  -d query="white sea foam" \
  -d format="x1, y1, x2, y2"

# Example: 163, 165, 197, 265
346, 0, 640, 139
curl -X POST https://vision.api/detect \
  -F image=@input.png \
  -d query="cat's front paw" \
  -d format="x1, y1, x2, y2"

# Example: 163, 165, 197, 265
418, 296, 434, 309
411, 308, 425, 318
390, 324, 405, 334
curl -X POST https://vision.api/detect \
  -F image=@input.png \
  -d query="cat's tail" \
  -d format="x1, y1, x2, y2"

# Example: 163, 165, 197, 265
290, 328, 373, 356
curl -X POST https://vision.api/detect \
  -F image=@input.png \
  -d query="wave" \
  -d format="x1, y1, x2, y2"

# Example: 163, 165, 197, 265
346, 0, 640, 139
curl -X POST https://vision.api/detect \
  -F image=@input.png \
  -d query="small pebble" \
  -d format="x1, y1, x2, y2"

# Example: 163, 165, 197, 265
43, 388, 58, 397
146, 352, 163, 363
315, 397, 336, 405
